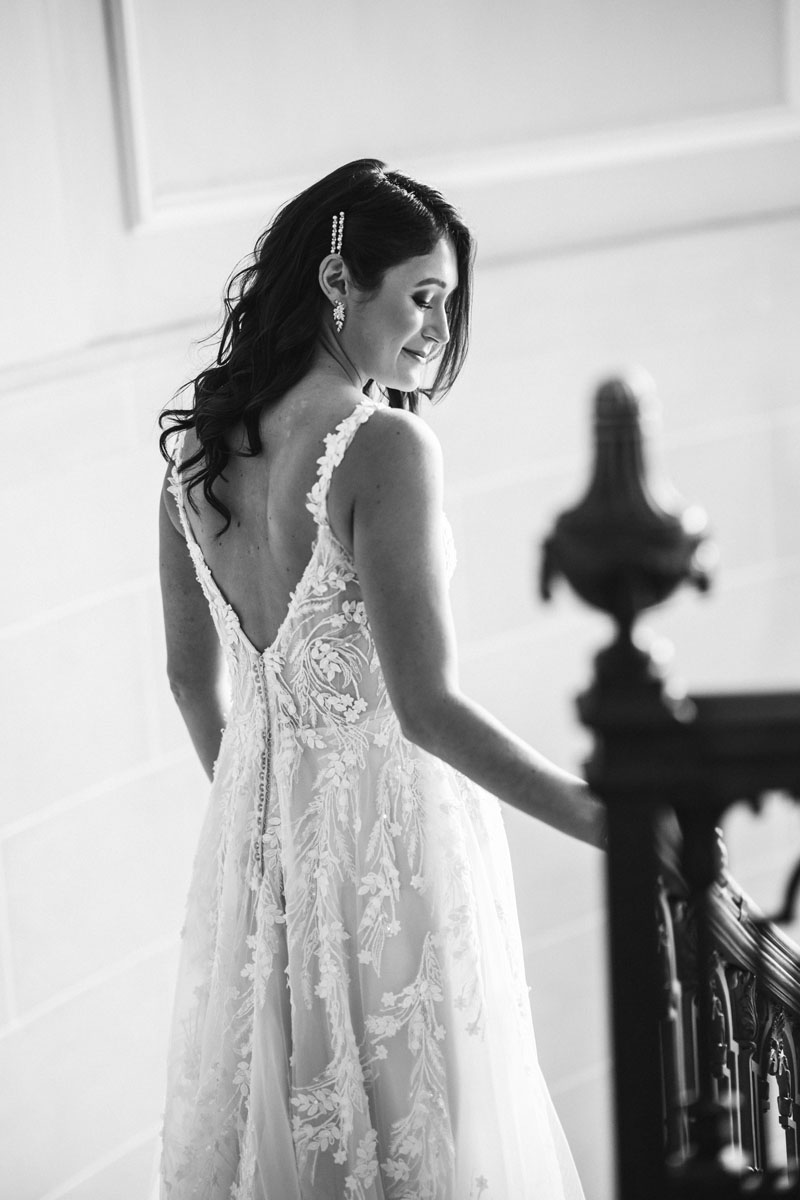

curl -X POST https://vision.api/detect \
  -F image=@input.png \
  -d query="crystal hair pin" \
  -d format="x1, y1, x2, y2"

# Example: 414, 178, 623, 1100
330, 211, 345, 255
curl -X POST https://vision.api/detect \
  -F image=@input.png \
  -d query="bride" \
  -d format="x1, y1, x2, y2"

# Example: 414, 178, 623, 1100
158, 157, 602, 1199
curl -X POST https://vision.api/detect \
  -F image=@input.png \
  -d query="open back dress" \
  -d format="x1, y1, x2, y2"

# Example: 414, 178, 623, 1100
160, 398, 585, 1200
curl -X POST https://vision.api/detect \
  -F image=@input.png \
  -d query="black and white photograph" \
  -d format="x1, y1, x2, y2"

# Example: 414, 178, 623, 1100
1, 3, 799, 1198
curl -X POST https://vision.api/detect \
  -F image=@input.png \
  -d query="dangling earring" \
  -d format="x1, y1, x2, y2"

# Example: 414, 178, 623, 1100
332, 299, 345, 334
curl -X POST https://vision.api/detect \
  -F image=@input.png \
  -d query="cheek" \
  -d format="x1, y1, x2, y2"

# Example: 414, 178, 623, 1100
362, 297, 416, 359
391, 304, 418, 345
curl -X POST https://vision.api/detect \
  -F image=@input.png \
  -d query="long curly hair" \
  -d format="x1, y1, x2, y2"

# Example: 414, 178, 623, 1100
159, 158, 475, 531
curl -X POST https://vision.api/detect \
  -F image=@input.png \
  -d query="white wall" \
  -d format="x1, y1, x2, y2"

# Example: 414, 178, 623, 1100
1, 2, 799, 1197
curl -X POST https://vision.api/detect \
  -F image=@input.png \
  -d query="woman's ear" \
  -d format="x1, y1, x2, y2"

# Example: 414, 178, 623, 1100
318, 254, 349, 305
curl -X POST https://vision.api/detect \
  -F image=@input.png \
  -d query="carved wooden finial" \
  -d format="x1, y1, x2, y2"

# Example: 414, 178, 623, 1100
541, 371, 714, 668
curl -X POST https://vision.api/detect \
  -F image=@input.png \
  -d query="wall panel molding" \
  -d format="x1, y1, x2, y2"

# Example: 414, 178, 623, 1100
106, 0, 800, 258
105, 0, 152, 228
0, 318, 199, 398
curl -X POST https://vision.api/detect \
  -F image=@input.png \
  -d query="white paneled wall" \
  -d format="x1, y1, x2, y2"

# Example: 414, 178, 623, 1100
0, 335, 211, 1199
2, 1, 799, 1197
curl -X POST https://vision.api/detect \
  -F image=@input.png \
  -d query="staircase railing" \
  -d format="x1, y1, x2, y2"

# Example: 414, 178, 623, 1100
541, 373, 800, 1199
661, 828, 800, 1178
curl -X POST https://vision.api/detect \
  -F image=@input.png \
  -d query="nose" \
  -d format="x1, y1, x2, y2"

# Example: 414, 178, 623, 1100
425, 304, 450, 346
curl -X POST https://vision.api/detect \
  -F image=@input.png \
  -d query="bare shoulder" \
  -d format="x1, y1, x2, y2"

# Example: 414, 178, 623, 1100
327, 406, 442, 549
348, 405, 442, 485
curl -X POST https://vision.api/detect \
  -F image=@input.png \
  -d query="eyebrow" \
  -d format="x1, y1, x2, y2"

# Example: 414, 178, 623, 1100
413, 277, 451, 288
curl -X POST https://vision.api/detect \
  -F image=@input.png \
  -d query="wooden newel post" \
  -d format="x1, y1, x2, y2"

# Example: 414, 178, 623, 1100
541, 373, 800, 1198
541, 372, 713, 1200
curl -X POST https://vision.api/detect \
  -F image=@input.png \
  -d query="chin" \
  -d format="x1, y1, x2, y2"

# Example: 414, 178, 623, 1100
368, 352, 425, 393
395, 361, 426, 390
373, 370, 421, 393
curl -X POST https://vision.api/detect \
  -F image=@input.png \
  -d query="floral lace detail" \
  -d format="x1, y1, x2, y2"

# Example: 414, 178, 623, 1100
366, 933, 454, 1198
306, 400, 384, 528
160, 402, 584, 1199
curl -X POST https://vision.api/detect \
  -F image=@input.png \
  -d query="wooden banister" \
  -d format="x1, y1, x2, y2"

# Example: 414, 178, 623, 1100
541, 372, 800, 1198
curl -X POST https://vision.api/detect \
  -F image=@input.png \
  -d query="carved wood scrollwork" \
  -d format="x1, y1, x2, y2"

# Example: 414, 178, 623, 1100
763, 1008, 796, 1138
729, 968, 758, 1052
662, 875, 800, 1180
710, 972, 729, 1082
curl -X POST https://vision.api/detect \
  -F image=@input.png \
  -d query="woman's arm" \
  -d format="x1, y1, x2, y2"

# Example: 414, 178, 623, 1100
159, 475, 227, 780
338, 409, 605, 850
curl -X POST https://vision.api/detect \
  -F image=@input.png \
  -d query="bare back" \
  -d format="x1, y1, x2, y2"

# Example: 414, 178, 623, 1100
173, 378, 366, 653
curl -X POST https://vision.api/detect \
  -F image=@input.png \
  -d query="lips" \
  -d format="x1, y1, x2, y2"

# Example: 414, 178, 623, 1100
402, 348, 428, 362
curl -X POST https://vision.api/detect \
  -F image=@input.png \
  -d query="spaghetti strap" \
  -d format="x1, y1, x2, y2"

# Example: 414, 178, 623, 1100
306, 399, 383, 528
166, 430, 192, 541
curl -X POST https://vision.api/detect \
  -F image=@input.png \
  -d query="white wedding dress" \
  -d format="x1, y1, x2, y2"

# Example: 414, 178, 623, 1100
160, 399, 585, 1199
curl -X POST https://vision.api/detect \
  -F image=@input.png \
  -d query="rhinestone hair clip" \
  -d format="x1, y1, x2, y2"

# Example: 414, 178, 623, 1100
330, 211, 345, 255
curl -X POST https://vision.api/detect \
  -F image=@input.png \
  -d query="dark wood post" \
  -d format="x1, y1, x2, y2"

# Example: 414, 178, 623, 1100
541, 373, 712, 1198
541, 373, 800, 1199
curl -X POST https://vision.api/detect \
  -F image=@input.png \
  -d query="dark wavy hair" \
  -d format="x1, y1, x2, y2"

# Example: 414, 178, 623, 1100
159, 157, 474, 530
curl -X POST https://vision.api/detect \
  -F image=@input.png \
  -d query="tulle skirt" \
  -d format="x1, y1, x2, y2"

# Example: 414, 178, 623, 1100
159, 721, 585, 1200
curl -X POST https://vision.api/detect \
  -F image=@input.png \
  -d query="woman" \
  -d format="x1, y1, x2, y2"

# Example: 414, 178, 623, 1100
159, 158, 602, 1199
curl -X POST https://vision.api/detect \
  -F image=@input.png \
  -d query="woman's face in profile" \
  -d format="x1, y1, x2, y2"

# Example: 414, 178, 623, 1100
345, 238, 458, 390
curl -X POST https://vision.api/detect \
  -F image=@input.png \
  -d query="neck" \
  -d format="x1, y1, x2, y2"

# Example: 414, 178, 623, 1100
313, 333, 364, 390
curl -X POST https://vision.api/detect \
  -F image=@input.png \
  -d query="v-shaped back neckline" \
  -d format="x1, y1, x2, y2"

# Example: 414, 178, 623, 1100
168, 399, 382, 659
